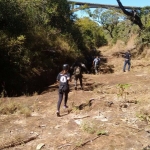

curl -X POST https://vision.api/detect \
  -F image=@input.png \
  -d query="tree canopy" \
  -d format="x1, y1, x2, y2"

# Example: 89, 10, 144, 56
0, 0, 150, 96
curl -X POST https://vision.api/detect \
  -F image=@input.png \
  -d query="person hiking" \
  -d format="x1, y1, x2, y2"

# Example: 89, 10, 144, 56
123, 50, 131, 72
71, 60, 85, 90
93, 56, 100, 74
56, 64, 71, 117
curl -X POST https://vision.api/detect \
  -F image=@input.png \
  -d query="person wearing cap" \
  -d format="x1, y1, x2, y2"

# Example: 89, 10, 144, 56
56, 64, 71, 117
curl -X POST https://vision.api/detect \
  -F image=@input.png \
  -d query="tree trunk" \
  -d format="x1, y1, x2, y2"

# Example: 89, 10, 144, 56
116, 0, 143, 29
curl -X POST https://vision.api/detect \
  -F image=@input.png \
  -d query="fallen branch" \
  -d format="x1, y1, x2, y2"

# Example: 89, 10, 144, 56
0, 134, 38, 150
72, 135, 101, 150
74, 115, 90, 120
57, 144, 72, 149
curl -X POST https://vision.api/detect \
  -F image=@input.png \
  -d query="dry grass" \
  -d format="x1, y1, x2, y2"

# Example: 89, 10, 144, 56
0, 99, 31, 117
80, 120, 97, 134
136, 106, 150, 123
80, 120, 107, 135
0, 134, 26, 149
0, 133, 38, 150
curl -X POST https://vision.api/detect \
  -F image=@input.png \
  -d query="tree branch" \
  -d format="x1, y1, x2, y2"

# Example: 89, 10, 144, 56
116, 0, 143, 29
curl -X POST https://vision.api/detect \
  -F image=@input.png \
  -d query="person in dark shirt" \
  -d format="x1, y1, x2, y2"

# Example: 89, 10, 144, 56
71, 60, 87, 90
123, 50, 131, 72
56, 64, 71, 117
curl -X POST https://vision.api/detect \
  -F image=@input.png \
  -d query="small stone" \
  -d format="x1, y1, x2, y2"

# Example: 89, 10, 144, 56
30, 131, 34, 134
39, 124, 46, 127
36, 143, 45, 150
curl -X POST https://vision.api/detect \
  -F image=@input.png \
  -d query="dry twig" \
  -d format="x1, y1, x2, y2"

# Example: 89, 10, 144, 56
57, 144, 72, 149
74, 115, 90, 120
73, 135, 101, 150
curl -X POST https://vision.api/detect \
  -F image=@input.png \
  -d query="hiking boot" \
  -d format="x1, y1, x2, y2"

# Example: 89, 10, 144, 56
75, 87, 77, 90
56, 111, 60, 117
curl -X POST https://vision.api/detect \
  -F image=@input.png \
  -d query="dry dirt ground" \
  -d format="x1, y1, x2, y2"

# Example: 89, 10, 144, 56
1, 40, 150, 150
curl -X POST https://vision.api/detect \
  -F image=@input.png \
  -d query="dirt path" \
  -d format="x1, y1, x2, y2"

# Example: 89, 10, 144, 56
1, 42, 150, 150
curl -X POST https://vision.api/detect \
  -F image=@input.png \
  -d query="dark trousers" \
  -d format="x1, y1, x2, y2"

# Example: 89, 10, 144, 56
57, 90, 68, 112
74, 75, 82, 87
123, 59, 131, 71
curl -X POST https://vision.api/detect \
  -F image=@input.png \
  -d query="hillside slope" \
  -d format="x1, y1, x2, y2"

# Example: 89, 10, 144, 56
1, 38, 150, 150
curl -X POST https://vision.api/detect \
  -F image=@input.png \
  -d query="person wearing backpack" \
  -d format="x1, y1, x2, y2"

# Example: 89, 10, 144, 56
93, 56, 100, 74
71, 60, 84, 90
56, 64, 71, 117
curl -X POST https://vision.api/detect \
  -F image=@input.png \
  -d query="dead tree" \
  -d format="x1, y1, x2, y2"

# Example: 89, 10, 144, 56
116, 0, 143, 29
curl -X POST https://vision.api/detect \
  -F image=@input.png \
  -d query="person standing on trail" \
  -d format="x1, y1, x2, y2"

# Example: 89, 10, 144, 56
71, 60, 86, 90
93, 56, 100, 74
123, 50, 131, 72
56, 64, 71, 117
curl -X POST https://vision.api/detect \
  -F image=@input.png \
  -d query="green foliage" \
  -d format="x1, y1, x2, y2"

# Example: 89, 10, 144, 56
137, 108, 150, 123
96, 130, 108, 136
100, 10, 119, 26
81, 121, 96, 134
117, 83, 131, 100
84, 6, 150, 47
1, 0, 150, 96
80, 120, 108, 136
91, 9, 125, 39
75, 139, 83, 147
138, 7, 150, 46
75, 17, 107, 49
0, 0, 27, 33
0, 0, 85, 95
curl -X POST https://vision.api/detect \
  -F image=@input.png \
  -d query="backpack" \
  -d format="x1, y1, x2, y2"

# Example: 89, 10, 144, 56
59, 74, 69, 93
74, 66, 81, 76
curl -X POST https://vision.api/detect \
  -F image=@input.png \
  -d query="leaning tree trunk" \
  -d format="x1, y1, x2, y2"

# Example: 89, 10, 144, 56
116, 0, 143, 29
